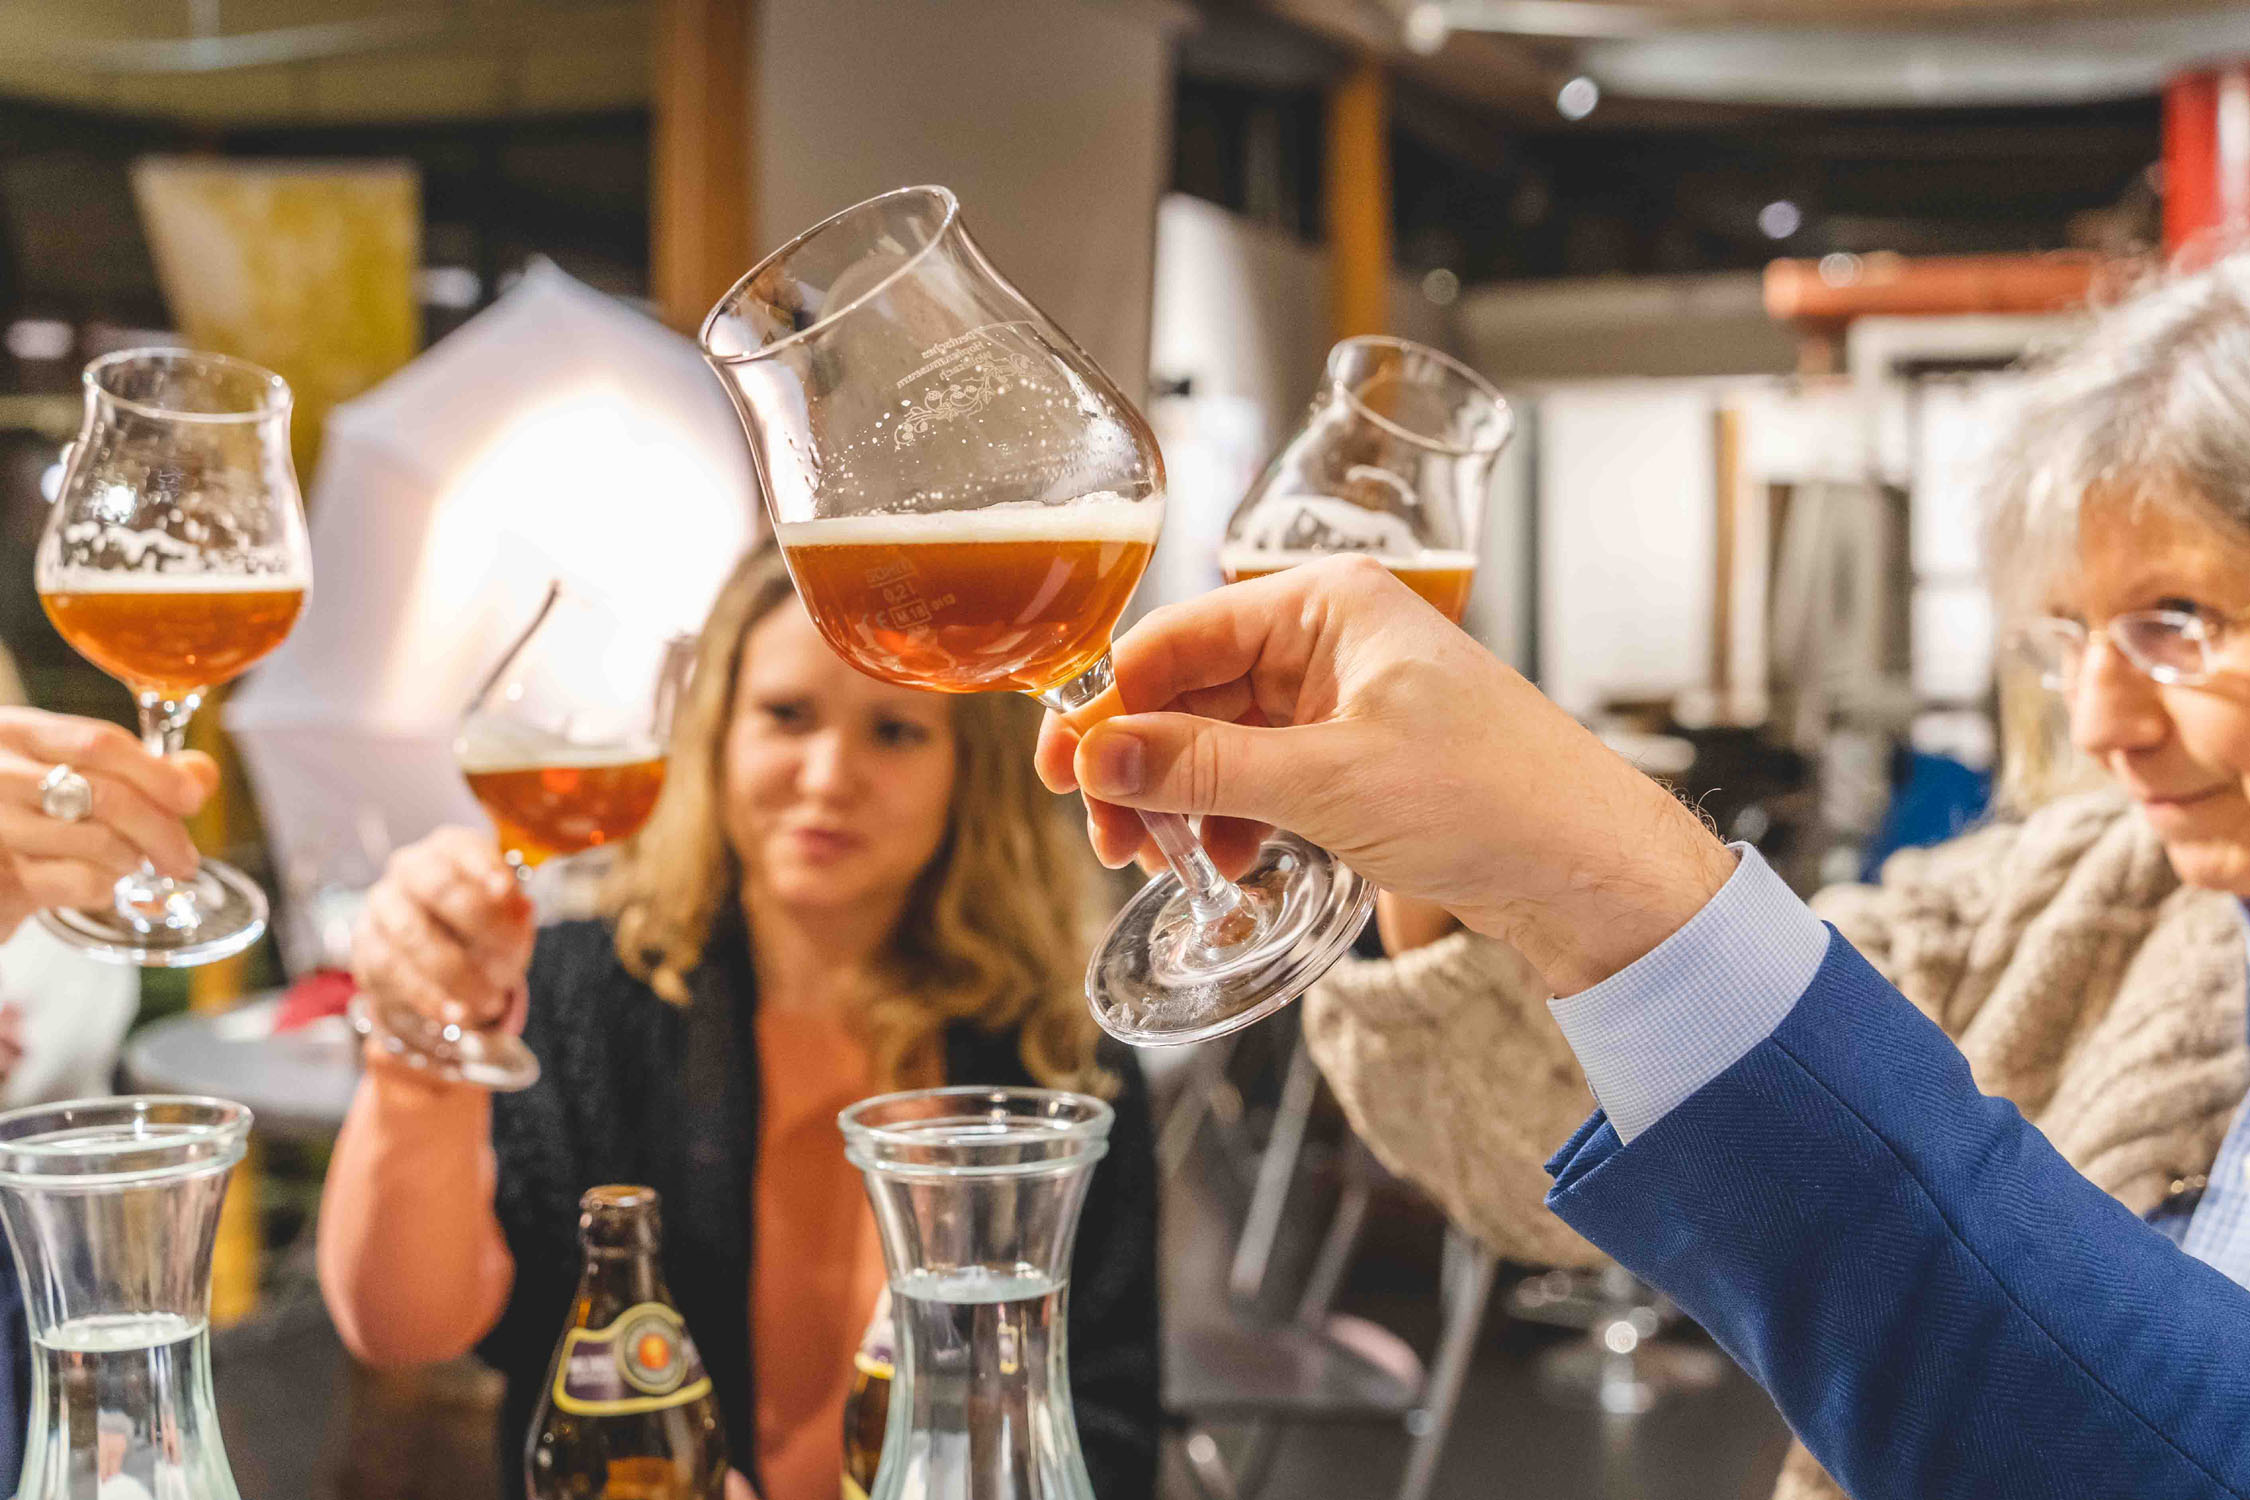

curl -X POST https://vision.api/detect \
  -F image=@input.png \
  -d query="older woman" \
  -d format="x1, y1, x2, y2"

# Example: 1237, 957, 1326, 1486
1300, 255, 2250, 1500
318, 542, 1159, 1500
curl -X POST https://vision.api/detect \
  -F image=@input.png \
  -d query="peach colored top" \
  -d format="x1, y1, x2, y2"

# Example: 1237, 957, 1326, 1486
751, 1007, 890, 1500
319, 1012, 889, 1500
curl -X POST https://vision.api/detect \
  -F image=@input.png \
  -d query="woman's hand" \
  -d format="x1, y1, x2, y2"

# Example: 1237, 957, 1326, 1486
1036, 558, 1736, 995
350, 827, 535, 1042
0, 708, 216, 937
725, 1471, 758, 1500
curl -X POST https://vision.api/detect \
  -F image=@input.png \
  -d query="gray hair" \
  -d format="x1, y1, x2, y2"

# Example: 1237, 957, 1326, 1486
1986, 254, 2250, 615
1984, 254, 2250, 807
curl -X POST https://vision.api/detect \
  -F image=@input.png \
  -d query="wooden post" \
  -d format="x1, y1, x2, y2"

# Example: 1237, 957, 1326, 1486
1326, 57, 1390, 343
1712, 404, 1742, 708
653, 0, 755, 333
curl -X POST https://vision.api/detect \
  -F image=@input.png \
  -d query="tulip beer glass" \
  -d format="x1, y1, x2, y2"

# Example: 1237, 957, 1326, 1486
350, 583, 684, 1090
702, 185, 1373, 1046
34, 349, 312, 965
1221, 336, 1512, 625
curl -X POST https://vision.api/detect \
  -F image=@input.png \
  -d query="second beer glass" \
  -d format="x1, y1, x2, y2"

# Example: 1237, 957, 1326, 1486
701, 186, 1373, 1046
350, 584, 684, 1089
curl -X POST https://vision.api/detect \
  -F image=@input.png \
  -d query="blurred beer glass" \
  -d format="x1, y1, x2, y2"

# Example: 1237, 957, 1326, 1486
351, 583, 687, 1089
1222, 336, 1513, 625
35, 348, 312, 966
701, 185, 1375, 1047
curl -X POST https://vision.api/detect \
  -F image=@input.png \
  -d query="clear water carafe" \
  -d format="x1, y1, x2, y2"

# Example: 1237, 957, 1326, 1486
839, 1087, 1111, 1500
0, 1096, 251, 1500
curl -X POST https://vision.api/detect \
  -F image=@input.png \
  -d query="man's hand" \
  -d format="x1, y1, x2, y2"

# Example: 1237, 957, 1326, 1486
1037, 558, 1735, 994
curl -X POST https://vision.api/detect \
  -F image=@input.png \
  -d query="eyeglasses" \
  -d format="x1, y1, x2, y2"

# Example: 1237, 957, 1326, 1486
2012, 610, 2240, 691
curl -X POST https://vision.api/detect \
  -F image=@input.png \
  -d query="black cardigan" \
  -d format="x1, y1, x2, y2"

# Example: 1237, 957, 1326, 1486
478, 918, 1161, 1500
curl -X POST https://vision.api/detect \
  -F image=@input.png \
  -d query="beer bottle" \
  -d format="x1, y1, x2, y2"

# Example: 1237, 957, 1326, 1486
841, 1290, 894, 1500
528, 1186, 728, 1500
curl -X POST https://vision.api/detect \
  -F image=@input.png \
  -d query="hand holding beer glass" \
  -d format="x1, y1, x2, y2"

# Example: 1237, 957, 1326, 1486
33, 349, 311, 965
1221, 336, 1512, 624
700, 186, 1375, 1045
349, 584, 684, 1089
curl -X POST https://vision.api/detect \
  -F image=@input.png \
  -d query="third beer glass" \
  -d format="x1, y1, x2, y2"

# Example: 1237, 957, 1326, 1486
1222, 336, 1512, 625
702, 186, 1372, 1045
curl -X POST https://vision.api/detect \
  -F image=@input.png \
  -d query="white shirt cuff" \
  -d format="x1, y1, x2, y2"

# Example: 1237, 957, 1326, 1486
1547, 844, 1830, 1144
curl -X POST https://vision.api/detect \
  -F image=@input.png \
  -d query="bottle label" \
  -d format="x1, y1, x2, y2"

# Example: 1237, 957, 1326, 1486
552, 1302, 713, 1416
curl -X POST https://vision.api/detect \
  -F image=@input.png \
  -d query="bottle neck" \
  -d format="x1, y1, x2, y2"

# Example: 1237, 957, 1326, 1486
576, 1245, 667, 1315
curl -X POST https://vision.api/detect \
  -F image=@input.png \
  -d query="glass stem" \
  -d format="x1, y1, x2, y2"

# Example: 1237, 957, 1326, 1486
137, 692, 198, 759
1035, 653, 1242, 927
130, 692, 203, 903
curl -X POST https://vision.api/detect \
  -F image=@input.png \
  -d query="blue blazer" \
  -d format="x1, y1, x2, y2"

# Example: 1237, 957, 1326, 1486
1545, 932, 2250, 1500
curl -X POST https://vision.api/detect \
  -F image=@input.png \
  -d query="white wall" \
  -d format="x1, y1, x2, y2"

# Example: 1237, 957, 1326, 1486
1536, 383, 1719, 716
753, 0, 1180, 403
1458, 272, 1798, 382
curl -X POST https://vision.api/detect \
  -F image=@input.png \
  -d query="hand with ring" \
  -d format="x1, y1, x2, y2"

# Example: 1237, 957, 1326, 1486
0, 708, 218, 940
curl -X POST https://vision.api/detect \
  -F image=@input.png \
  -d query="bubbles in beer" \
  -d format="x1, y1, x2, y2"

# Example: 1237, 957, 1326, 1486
39, 572, 308, 697
456, 737, 668, 869
777, 497, 1160, 694
1218, 545, 1477, 624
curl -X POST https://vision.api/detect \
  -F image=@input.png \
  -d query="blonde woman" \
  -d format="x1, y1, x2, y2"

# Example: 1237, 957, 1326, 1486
317, 543, 1158, 1500
1298, 255, 2250, 1500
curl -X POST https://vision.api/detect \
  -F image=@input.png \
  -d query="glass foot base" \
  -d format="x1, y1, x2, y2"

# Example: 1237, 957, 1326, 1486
38, 860, 267, 968
1087, 833, 1375, 1047
1536, 1340, 1726, 1415
346, 992, 542, 1092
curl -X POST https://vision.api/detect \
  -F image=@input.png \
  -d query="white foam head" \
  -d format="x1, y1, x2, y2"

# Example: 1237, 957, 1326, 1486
775, 496, 1160, 548
454, 728, 665, 775
1219, 545, 1476, 575
36, 570, 310, 594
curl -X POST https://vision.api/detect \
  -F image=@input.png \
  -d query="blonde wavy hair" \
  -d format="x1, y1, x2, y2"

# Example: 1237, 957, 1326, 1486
603, 541, 1108, 1095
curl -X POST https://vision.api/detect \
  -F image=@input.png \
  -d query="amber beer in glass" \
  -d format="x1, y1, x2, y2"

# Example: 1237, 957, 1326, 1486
777, 502, 1158, 692
40, 577, 305, 700
32, 348, 313, 967
1223, 336, 1511, 633
703, 186, 1381, 1049
1218, 548, 1477, 624
460, 753, 668, 870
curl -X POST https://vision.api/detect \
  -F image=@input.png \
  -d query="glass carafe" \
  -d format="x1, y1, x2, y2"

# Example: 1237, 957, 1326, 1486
839, 1087, 1111, 1500
0, 1096, 251, 1500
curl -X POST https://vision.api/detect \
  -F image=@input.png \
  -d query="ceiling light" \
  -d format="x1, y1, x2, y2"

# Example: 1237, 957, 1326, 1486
5, 319, 72, 361
1404, 3, 1450, 54
1758, 199, 1803, 239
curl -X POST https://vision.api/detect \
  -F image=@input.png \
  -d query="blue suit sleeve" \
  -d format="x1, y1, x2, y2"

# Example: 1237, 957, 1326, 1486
1546, 933, 2250, 1500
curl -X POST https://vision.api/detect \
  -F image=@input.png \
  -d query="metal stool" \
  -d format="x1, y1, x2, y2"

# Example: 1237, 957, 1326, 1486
1166, 1031, 1499, 1500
